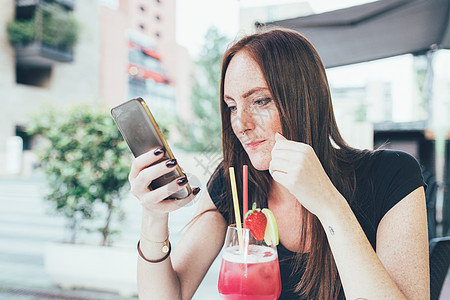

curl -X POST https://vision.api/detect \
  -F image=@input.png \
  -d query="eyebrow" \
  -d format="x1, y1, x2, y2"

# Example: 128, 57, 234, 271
242, 87, 269, 99
224, 87, 270, 101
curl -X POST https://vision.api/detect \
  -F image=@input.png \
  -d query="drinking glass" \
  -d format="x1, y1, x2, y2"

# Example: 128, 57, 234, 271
218, 224, 281, 300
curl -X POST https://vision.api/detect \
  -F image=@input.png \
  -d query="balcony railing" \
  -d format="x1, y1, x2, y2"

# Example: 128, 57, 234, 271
15, 41, 73, 67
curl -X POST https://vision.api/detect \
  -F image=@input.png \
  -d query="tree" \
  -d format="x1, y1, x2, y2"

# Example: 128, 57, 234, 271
27, 105, 131, 246
176, 26, 230, 152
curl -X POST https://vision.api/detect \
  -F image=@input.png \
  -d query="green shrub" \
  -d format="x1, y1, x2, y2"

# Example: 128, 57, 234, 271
7, 3, 79, 50
41, 4, 79, 49
27, 105, 132, 246
7, 18, 36, 45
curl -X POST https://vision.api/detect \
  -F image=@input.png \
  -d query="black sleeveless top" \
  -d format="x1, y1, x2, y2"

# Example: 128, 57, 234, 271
207, 150, 426, 299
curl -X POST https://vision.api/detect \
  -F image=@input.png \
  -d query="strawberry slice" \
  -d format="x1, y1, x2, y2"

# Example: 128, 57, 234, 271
244, 203, 267, 241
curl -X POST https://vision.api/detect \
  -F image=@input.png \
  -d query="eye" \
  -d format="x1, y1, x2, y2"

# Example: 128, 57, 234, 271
254, 98, 271, 106
226, 106, 237, 113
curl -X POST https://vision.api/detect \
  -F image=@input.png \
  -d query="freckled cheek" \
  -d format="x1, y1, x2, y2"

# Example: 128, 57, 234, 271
230, 116, 237, 134
256, 114, 282, 136
270, 113, 283, 135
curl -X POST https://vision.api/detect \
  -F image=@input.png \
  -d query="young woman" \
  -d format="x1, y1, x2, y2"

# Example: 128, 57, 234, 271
129, 28, 429, 299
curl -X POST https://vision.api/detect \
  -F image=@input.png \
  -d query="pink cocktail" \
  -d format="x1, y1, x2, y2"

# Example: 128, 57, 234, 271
218, 225, 281, 300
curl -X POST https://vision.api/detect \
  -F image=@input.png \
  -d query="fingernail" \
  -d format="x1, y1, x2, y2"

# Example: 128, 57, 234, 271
177, 177, 188, 186
154, 147, 164, 156
192, 187, 201, 196
165, 159, 177, 168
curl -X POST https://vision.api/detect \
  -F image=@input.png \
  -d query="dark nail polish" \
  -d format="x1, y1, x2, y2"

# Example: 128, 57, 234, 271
192, 187, 201, 196
166, 159, 177, 168
154, 147, 164, 156
177, 177, 188, 186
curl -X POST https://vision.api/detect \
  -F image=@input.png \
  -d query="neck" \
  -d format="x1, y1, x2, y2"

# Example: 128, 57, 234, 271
269, 180, 298, 206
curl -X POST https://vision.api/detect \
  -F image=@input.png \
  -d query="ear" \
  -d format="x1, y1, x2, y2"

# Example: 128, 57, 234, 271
275, 132, 287, 141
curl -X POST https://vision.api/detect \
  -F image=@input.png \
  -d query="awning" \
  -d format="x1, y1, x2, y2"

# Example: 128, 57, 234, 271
128, 64, 168, 83
264, 0, 450, 68
128, 41, 162, 60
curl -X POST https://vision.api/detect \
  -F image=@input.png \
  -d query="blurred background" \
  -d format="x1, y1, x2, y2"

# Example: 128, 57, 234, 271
0, 0, 449, 299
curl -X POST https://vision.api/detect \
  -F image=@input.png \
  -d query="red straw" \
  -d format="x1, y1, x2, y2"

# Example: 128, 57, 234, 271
243, 165, 248, 225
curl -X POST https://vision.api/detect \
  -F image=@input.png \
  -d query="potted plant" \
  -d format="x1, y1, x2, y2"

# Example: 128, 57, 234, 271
39, 3, 79, 50
7, 2, 79, 63
6, 18, 35, 46
27, 104, 137, 296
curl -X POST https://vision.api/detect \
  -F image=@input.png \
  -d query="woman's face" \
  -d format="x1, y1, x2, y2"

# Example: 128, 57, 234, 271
224, 50, 283, 171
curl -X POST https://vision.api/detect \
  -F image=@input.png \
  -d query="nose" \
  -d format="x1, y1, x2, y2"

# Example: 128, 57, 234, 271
234, 106, 255, 136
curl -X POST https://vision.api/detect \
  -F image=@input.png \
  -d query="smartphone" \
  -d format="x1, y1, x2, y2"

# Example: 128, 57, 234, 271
111, 97, 191, 199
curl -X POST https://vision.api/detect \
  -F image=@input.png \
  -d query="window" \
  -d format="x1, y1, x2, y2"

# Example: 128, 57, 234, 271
139, 24, 145, 31
15, 125, 31, 150
16, 64, 52, 87
139, 6, 146, 12
155, 15, 161, 21
128, 77, 147, 97
155, 32, 160, 38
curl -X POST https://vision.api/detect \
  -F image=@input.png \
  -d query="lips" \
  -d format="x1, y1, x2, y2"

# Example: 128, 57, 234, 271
245, 140, 266, 150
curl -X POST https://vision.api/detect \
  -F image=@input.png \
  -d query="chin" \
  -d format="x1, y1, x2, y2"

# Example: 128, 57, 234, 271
248, 156, 270, 171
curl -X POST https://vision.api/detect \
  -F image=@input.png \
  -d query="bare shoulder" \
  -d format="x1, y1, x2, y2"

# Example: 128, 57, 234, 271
376, 187, 429, 299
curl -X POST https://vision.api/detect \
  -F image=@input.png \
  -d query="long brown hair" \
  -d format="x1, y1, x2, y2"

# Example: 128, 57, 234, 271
211, 27, 370, 299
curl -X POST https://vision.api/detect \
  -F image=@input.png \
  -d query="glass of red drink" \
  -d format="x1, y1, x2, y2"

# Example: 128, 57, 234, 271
218, 224, 281, 300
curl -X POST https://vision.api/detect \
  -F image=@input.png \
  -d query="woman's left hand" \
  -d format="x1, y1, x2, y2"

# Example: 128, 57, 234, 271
269, 132, 343, 217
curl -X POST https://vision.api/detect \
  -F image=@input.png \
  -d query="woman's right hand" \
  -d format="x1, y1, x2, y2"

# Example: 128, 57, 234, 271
129, 147, 200, 218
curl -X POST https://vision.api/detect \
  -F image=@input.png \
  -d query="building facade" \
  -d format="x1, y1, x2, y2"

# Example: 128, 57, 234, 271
0, 0, 192, 176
